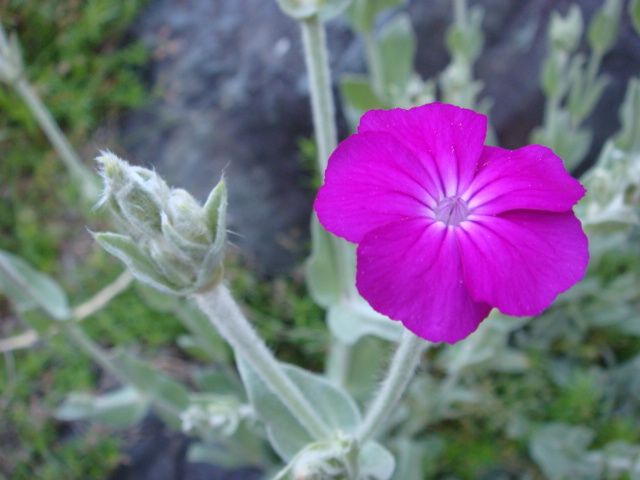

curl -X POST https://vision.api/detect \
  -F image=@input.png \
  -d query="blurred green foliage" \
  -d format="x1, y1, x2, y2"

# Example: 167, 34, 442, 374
0, 1, 150, 477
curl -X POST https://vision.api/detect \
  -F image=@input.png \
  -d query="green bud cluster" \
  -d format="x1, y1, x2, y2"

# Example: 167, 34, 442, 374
94, 152, 227, 295
549, 5, 583, 53
180, 395, 253, 437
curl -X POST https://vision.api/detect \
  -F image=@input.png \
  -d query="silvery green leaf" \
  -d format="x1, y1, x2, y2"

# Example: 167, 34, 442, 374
161, 213, 208, 261
549, 5, 583, 52
55, 386, 148, 428
344, 337, 388, 402
237, 357, 361, 461
529, 423, 601, 480
94, 232, 179, 294
358, 442, 395, 480
587, 0, 622, 54
188, 442, 252, 469
340, 75, 386, 112
194, 368, 243, 397
445, 6, 484, 62
614, 78, 640, 152
600, 442, 640, 476
327, 296, 402, 344
439, 313, 529, 376
378, 13, 416, 97
203, 178, 227, 241
391, 437, 442, 480
0, 250, 70, 320
195, 242, 225, 290
174, 300, 229, 363
276, 0, 351, 21
111, 349, 190, 427
305, 218, 341, 307
347, 0, 404, 33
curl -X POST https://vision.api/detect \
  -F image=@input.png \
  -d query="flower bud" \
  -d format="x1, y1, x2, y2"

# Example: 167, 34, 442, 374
549, 5, 583, 53
180, 395, 253, 437
588, 0, 621, 55
94, 153, 227, 295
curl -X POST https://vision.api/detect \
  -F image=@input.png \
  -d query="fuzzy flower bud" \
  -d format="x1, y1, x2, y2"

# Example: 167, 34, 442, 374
180, 395, 253, 437
549, 5, 583, 53
94, 152, 227, 295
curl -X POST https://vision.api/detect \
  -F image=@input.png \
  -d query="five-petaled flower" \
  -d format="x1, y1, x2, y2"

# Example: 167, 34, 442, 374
315, 103, 589, 343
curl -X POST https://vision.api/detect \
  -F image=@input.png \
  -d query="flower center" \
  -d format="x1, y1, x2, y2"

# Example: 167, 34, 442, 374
434, 196, 469, 226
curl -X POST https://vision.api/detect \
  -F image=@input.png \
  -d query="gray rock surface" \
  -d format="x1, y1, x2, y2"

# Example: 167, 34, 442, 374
116, 0, 640, 275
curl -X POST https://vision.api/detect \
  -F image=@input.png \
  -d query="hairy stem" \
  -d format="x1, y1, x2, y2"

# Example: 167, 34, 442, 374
300, 14, 356, 385
301, 15, 337, 171
14, 78, 99, 201
195, 284, 332, 440
357, 331, 426, 443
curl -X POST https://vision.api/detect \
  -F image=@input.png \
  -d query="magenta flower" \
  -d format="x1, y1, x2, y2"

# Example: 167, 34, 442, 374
315, 103, 589, 343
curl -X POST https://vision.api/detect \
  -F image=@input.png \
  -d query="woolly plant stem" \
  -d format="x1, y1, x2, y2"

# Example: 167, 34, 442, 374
300, 14, 355, 386
195, 285, 332, 441
357, 330, 426, 443
14, 78, 99, 201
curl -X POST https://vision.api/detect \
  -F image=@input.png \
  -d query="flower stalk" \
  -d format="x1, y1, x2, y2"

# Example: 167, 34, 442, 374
300, 14, 356, 386
195, 284, 332, 441
357, 330, 426, 443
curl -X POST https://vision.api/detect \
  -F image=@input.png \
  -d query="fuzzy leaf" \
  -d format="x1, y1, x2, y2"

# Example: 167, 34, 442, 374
347, 0, 404, 33
237, 357, 361, 461
378, 13, 416, 96
587, 0, 622, 54
94, 232, 178, 294
0, 250, 70, 320
111, 350, 190, 427
327, 297, 402, 344
340, 75, 386, 112
203, 179, 227, 242
305, 218, 342, 307
55, 386, 148, 427
359, 442, 395, 479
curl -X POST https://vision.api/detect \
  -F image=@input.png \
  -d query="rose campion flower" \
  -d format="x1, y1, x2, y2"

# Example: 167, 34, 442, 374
315, 103, 589, 343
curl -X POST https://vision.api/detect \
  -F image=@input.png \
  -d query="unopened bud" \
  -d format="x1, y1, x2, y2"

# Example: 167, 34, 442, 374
94, 153, 227, 295
549, 5, 583, 53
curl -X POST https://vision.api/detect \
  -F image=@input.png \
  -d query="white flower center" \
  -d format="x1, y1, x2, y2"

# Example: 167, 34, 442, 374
434, 196, 469, 226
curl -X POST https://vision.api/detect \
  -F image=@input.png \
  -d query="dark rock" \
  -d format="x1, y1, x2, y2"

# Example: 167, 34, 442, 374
109, 414, 262, 480
115, 0, 640, 275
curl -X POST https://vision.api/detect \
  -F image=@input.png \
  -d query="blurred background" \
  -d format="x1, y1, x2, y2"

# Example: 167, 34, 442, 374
1, 0, 639, 479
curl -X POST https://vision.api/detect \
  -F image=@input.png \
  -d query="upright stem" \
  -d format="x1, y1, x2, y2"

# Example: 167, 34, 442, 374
14, 78, 99, 202
357, 330, 426, 443
301, 15, 337, 172
300, 14, 355, 385
453, 0, 468, 27
195, 285, 332, 441
325, 338, 352, 387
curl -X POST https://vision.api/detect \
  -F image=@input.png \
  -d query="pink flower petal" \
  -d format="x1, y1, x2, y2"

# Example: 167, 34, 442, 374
315, 132, 437, 243
356, 219, 492, 343
464, 145, 586, 215
358, 103, 487, 197
457, 210, 589, 316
